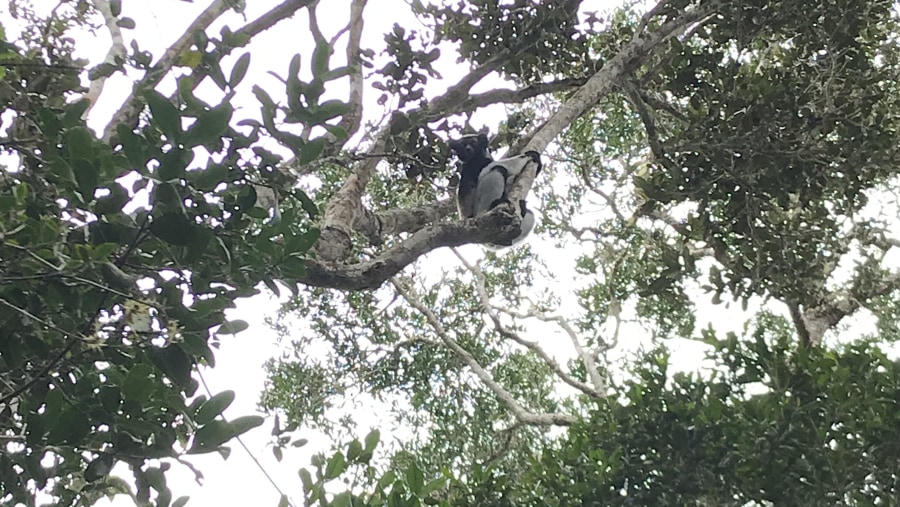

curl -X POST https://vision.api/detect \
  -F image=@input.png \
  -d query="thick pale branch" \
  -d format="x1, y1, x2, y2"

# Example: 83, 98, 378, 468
305, 207, 532, 290
453, 78, 586, 116
374, 198, 457, 236
507, 1, 721, 204
797, 270, 900, 346
337, 0, 367, 139
83, 0, 126, 117
391, 278, 576, 426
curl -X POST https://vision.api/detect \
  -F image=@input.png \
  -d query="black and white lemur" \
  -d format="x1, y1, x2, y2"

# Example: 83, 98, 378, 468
448, 133, 543, 249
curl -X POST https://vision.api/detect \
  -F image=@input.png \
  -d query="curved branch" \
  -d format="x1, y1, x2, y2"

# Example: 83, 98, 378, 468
452, 249, 605, 398
391, 279, 576, 426
455, 78, 586, 115
305, 206, 527, 290
337, 0, 367, 139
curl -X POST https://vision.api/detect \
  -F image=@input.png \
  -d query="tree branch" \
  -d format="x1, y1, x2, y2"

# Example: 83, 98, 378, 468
452, 249, 605, 398
798, 270, 900, 346
506, 0, 721, 207
391, 278, 576, 426
83, 0, 126, 117
103, 0, 233, 141
305, 206, 527, 290
337, 0, 367, 139
102, 0, 316, 142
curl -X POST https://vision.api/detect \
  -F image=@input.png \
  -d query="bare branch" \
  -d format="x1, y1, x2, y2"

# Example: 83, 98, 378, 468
83, 0, 126, 117
798, 270, 900, 346
391, 278, 576, 426
620, 78, 668, 164
375, 198, 457, 236
453, 78, 586, 116
507, 1, 722, 207
452, 249, 605, 398
306, 206, 527, 289
337, 0, 367, 139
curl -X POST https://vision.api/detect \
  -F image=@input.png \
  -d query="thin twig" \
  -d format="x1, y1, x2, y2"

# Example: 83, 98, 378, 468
391, 277, 576, 426
451, 248, 605, 398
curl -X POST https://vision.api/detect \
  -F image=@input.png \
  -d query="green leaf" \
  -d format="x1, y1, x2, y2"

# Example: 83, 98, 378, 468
312, 41, 331, 77
64, 101, 92, 127
46, 408, 90, 445
192, 163, 228, 191
229, 415, 264, 436
84, 454, 114, 482
149, 212, 195, 246
117, 17, 136, 29
194, 390, 236, 425
406, 462, 424, 496
183, 228, 213, 264
12, 182, 27, 201
109, 0, 121, 16
188, 420, 232, 454
183, 105, 233, 148
252, 85, 276, 111
72, 158, 99, 196
297, 138, 325, 165
49, 157, 76, 186
229, 53, 251, 88
145, 90, 181, 142
298, 469, 313, 491
94, 184, 130, 216
312, 100, 349, 123
421, 477, 446, 497
296, 190, 318, 218
377, 470, 397, 490
173, 497, 190, 507
332, 492, 351, 507
325, 125, 349, 141
346, 439, 363, 461
148, 344, 194, 388
273, 446, 283, 462
122, 363, 155, 403
99, 386, 122, 411
364, 429, 381, 452
324, 452, 347, 480
218, 320, 249, 335
286, 229, 320, 254
277, 495, 289, 507
158, 146, 191, 180
65, 126, 94, 160
117, 124, 146, 166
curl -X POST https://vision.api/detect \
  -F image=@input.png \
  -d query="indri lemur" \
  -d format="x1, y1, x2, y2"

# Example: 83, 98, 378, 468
448, 133, 543, 249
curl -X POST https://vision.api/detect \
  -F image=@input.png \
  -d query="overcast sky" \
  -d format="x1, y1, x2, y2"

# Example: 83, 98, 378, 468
7, 0, 899, 506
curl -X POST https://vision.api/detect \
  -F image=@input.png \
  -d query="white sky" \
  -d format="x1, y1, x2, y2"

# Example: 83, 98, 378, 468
5, 0, 899, 506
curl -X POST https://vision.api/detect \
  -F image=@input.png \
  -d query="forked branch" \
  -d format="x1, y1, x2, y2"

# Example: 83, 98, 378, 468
391, 277, 577, 426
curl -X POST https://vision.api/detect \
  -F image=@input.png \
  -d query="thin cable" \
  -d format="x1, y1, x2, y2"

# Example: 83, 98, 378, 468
197, 369, 298, 507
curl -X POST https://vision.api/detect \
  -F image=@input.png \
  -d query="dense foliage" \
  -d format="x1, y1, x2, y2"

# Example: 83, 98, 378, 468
1, 0, 899, 506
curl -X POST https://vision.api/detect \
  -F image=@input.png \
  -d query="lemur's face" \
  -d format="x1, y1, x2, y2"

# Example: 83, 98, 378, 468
449, 134, 489, 164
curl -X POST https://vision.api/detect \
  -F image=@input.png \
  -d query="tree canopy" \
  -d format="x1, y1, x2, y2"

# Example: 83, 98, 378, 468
1, 0, 899, 506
